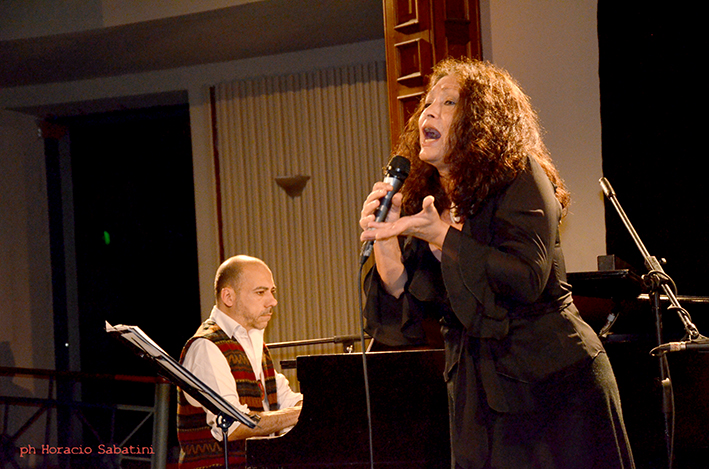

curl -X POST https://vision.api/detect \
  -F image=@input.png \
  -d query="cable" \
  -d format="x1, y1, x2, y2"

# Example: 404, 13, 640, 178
660, 354, 676, 469
642, 270, 678, 297
358, 261, 375, 469
643, 270, 703, 341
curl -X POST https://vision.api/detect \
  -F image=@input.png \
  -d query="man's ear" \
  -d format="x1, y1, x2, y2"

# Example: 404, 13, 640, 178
220, 286, 235, 308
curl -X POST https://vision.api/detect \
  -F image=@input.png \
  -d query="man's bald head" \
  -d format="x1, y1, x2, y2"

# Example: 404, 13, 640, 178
214, 255, 270, 302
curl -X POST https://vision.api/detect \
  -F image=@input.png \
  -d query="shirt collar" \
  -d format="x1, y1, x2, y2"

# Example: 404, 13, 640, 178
209, 305, 265, 342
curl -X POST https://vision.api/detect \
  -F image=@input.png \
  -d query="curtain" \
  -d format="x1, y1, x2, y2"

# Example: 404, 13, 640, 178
211, 61, 391, 386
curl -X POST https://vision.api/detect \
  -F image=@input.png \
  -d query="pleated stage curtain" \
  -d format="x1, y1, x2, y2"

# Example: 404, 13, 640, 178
211, 61, 392, 387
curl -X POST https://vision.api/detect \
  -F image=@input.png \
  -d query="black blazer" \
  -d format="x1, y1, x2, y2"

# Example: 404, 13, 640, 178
363, 155, 605, 412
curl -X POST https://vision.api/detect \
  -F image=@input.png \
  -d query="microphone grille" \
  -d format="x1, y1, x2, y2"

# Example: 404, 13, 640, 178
385, 155, 410, 180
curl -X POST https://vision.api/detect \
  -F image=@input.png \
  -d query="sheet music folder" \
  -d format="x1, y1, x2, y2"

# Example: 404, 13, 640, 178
105, 321, 257, 428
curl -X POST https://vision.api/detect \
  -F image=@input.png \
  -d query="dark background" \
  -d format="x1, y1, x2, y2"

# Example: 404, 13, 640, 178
62, 104, 200, 378
49, 105, 200, 464
598, 1, 707, 296
596, 2, 708, 468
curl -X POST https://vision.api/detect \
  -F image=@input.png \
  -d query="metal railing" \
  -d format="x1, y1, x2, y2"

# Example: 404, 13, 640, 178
267, 334, 369, 369
0, 335, 371, 468
0, 367, 169, 469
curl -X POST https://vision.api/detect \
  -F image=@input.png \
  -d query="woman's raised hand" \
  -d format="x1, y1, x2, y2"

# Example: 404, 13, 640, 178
359, 182, 403, 233
361, 195, 449, 250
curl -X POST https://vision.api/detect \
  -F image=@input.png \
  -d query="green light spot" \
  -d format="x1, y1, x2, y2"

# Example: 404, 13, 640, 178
103, 231, 111, 245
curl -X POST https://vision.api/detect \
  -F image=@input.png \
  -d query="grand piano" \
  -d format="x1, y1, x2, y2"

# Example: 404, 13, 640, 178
565, 269, 709, 469
246, 350, 451, 468
246, 268, 709, 469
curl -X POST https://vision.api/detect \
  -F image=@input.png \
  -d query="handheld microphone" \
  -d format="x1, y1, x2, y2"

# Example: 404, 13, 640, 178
359, 155, 411, 265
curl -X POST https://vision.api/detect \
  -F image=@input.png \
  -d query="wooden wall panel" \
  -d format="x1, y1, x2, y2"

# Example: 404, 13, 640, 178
383, 0, 482, 146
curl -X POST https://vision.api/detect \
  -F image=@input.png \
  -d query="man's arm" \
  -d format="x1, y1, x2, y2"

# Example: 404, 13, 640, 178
227, 401, 302, 440
182, 338, 254, 439
183, 338, 303, 440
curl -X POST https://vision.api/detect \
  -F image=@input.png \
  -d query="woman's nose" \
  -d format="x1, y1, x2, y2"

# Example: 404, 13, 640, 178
426, 101, 440, 117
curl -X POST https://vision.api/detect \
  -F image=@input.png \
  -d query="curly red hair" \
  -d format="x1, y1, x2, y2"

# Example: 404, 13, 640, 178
396, 58, 570, 219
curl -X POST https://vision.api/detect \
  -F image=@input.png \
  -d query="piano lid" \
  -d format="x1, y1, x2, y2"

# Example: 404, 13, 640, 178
568, 269, 644, 299
246, 349, 450, 468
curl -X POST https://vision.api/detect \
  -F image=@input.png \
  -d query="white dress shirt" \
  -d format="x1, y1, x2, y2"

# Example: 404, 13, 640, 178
182, 306, 303, 440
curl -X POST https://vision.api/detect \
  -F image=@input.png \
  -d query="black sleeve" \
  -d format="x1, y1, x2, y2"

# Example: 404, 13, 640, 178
361, 249, 430, 347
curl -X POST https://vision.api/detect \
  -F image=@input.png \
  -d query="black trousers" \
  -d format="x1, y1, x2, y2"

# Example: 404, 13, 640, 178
451, 353, 635, 469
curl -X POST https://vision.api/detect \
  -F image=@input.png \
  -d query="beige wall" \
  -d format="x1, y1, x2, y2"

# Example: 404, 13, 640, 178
483, 0, 605, 272
0, 110, 54, 377
0, 0, 262, 40
0, 110, 56, 456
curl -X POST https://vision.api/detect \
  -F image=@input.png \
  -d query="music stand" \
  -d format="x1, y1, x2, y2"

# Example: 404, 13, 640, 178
105, 322, 258, 469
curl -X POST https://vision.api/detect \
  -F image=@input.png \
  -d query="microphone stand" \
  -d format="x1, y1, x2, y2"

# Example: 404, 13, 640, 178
599, 177, 707, 469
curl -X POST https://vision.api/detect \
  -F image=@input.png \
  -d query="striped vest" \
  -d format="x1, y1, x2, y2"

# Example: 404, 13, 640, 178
176, 320, 278, 469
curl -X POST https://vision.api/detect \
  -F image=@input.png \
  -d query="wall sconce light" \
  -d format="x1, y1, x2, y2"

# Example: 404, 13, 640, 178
274, 175, 310, 198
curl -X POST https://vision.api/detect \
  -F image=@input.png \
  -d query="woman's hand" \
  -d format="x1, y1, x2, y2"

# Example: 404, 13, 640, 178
359, 182, 403, 233
361, 195, 449, 250
359, 182, 407, 297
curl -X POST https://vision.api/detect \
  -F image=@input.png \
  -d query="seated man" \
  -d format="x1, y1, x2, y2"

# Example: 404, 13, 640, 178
177, 255, 302, 469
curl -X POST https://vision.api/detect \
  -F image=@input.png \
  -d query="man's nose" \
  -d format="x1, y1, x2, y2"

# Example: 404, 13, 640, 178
268, 294, 278, 307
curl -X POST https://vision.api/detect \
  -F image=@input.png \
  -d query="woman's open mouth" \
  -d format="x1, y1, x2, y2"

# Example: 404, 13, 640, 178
422, 127, 441, 141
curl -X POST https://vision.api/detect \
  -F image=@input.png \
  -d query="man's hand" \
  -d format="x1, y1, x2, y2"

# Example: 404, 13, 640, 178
227, 402, 302, 440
